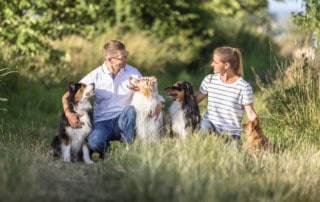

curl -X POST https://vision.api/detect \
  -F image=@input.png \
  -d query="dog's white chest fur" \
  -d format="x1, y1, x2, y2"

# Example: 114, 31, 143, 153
131, 93, 164, 140
66, 101, 92, 137
169, 101, 189, 138
65, 100, 92, 154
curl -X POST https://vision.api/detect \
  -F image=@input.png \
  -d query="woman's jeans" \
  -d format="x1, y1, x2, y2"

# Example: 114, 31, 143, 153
87, 105, 136, 154
199, 119, 241, 148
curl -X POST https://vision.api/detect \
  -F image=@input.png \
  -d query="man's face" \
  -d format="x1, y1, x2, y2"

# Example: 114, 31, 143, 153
109, 50, 128, 69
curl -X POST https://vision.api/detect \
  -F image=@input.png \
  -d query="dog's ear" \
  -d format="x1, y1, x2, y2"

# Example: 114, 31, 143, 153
148, 76, 157, 86
183, 81, 194, 94
252, 117, 260, 129
69, 82, 82, 92
69, 82, 76, 91
150, 76, 157, 82
174, 81, 183, 87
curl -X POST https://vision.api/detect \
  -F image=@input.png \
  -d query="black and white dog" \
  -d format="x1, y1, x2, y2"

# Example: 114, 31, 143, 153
51, 82, 95, 164
165, 81, 201, 138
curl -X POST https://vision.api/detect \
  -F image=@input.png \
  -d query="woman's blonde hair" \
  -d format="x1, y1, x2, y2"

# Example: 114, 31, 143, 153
214, 46, 243, 77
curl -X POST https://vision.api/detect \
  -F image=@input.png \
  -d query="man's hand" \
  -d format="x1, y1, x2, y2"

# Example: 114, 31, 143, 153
62, 91, 84, 128
65, 111, 84, 128
149, 103, 163, 118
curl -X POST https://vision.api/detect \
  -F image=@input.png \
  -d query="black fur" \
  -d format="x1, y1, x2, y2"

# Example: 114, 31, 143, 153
165, 81, 201, 137
179, 81, 201, 132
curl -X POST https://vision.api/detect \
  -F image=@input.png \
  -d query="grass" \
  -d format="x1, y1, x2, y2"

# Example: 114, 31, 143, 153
1, 71, 320, 201
1, 73, 320, 201
0, 131, 319, 202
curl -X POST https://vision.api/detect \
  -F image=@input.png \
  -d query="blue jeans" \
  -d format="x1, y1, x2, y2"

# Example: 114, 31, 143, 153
87, 105, 136, 154
199, 119, 216, 135
199, 119, 241, 148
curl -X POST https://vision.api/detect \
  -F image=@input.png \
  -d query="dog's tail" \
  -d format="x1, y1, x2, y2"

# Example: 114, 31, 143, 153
51, 135, 61, 157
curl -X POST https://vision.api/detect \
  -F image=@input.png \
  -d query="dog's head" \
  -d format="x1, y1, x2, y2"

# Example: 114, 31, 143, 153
69, 82, 95, 102
242, 117, 261, 137
164, 81, 194, 103
129, 76, 158, 98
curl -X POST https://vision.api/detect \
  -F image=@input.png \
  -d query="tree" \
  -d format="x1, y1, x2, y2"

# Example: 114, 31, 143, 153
0, 0, 101, 58
0, 0, 271, 84
0, 0, 103, 84
292, 0, 320, 47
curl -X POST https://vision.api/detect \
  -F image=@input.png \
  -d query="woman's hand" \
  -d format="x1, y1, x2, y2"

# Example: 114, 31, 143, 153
244, 104, 258, 121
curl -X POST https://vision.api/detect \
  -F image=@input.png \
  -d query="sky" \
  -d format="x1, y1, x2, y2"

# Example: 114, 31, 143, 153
268, 0, 305, 22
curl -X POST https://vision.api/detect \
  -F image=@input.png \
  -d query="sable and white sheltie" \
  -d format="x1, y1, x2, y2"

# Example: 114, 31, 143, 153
51, 82, 95, 164
129, 76, 165, 140
165, 81, 201, 138
242, 117, 278, 158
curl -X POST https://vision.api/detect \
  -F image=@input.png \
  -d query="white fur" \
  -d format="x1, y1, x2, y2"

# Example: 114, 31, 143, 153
169, 101, 191, 138
131, 82, 165, 140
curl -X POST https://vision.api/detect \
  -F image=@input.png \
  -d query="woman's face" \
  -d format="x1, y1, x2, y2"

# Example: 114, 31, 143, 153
211, 54, 225, 74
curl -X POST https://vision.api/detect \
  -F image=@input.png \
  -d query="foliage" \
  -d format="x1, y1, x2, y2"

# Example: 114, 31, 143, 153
0, 0, 100, 85
0, 0, 99, 57
0, 0, 274, 85
104, 0, 268, 39
292, 0, 320, 46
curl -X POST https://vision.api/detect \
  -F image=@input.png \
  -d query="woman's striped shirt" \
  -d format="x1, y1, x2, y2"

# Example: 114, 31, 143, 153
199, 73, 253, 136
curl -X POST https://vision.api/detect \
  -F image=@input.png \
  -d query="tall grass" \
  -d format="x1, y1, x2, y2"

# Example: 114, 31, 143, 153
0, 133, 319, 202
256, 55, 320, 146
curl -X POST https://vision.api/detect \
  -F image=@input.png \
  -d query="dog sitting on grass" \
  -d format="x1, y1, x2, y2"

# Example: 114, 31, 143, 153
51, 82, 95, 164
129, 76, 165, 140
242, 117, 278, 158
165, 81, 201, 138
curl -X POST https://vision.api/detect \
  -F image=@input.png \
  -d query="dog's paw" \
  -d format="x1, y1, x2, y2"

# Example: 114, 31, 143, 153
85, 159, 94, 164
63, 158, 71, 162
62, 153, 71, 162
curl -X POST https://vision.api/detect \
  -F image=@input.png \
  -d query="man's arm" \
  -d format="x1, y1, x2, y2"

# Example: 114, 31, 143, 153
62, 91, 83, 128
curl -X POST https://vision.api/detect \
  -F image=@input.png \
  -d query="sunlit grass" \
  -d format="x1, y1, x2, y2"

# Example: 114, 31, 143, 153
0, 133, 319, 202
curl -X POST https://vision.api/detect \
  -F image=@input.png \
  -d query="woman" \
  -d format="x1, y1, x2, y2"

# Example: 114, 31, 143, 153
196, 46, 258, 144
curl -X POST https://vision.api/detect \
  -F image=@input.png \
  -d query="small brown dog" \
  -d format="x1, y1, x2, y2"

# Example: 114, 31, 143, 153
242, 117, 277, 158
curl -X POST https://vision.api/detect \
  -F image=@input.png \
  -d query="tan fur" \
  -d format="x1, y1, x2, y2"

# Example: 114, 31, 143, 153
243, 117, 278, 158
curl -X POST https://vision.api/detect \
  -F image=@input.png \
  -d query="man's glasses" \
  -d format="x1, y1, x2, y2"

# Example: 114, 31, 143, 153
111, 56, 127, 61
110, 51, 129, 61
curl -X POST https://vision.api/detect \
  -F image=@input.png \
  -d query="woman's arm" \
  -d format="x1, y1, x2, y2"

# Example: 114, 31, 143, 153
244, 104, 258, 121
195, 91, 207, 104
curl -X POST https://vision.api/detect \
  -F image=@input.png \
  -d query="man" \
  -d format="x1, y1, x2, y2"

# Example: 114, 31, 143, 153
62, 40, 162, 158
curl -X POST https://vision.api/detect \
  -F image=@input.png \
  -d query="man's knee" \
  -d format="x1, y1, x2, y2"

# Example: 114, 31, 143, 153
87, 134, 105, 153
123, 105, 136, 117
